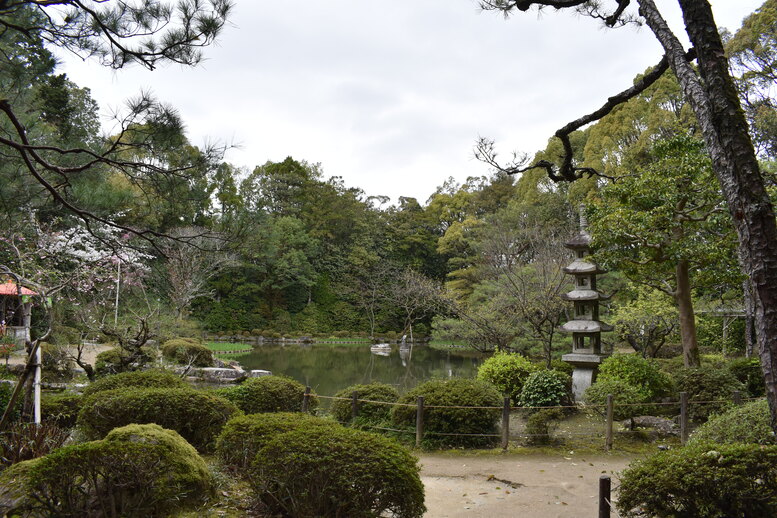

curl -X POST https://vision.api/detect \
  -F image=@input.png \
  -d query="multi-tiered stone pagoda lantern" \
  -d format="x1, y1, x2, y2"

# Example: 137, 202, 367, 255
561, 211, 612, 401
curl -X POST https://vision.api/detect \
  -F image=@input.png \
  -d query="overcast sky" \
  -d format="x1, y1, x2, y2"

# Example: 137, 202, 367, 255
58, 1, 764, 204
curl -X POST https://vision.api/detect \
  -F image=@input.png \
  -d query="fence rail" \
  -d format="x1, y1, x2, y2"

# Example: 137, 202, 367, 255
305, 388, 759, 451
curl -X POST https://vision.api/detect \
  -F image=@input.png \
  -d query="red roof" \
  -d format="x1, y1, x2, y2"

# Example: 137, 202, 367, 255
0, 280, 37, 296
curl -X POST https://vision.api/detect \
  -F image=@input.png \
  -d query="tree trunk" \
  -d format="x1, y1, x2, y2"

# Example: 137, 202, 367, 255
639, 0, 777, 431
744, 278, 756, 358
675, 260, 700, 367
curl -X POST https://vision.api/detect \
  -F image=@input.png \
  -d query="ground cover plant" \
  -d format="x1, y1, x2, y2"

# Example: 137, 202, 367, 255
690, 399, 775, 445
392, 378, 502, 448
250, 426, 425, 518
0, 424, 214, 517
77, 387, 240, 451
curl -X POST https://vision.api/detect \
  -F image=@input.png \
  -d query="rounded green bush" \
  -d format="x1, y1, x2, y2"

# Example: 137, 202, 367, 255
216, 412, 339, 470
162, 338, 213, 367
0, 424, 213, 517
598, 354, 672, 402
547, 359, 575, 376
617, 442, 777, 517
727, 357, 765, 397
218, 375, 317, 414
77, 387, 240, 451
94, 347, 154, 376
81, 368, 187, 397
673, 366, 745, 421
583, 379, 654, 421
690, 399, 775, 445
40, 393, 82, 428
392, 378, 502, 448
477, 351, 537, 403
330, 382, 399, 424
518, 370, 572, 409
524, 408, 564, 445
251, 426, 425, 518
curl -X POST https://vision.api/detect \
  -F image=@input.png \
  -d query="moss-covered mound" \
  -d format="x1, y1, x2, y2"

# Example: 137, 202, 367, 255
218, 375, 317, 414
81, 368, 187, 397
330, 382, 399, 424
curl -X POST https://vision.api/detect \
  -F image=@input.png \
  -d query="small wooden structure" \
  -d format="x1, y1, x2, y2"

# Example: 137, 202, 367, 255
0, 279, 36, 347
561, 211, 612, 401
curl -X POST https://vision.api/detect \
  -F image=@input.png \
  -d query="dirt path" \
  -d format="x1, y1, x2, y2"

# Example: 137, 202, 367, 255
6, 342, 114, 368
419, 452, 636, 518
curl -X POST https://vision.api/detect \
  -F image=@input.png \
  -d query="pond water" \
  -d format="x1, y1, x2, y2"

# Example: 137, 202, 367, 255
230, 343, 485, 398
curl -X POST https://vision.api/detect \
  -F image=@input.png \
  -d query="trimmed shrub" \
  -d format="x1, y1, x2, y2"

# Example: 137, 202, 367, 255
216, 412, 339, 470
524, 408, 564, 445
583, 379, 654, 421
690, 399, 775, 445
40, 393, 82, 428
548, 359, 575, 376
94, 347, 154, 376
673, 366, 745, 421
0, 424, 213, 517
617, 442, 777, 517
392, 378, 502, 448
477, 351, 537, 403
727, 357, 765, 397
218, 375, 317, 414
251, 426, 425, 518
597, 354, 672, 402
77, 387, 240, 451
162, 338, 213, 367
518, 370, 572, 409
330, 382, 399, 424
81, 368, 187, 397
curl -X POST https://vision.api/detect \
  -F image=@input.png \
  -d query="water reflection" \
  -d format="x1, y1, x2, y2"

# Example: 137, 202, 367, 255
231, 344, 484, 397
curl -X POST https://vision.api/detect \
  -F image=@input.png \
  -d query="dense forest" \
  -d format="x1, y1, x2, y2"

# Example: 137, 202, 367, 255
1, 1, 775, 368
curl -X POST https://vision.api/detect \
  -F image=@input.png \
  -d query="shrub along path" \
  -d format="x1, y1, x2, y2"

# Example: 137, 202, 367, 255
419, 451, 636, 517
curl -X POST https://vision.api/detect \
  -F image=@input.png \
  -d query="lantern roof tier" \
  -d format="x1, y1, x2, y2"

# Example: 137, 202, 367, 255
564, 231, 592, 250
561, 320, 614, 333
563, 259, 606, 275
561, 289, 612, 301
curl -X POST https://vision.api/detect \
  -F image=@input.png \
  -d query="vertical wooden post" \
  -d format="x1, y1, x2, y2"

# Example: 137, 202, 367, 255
680, 391, 688, 445
732, 390, 742, 406
415, 396, 424, 448
351, 391, 359, 420
605, 394, 614, 451
302, 386, 311, 413
599, 475, 611, 518
501, 397, 510, 450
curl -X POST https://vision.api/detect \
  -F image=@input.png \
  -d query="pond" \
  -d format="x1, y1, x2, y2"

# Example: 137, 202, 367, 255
229, 343, 485, 398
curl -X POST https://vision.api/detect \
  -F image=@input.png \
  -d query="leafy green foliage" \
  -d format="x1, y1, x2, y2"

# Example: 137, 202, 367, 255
161, 338, 213, 367
727, 357, 766, 397
611, 288, 678, 358
216, 412, 339, 470
583, 379, 654, 421
81, 368, 187, 397
597, 354, 673, 402
617, 442, 777, 517
518, 370, 572, 409
690, 399, 775, 445
93, 347, 153, 376
0, 424, 213, 517
477, 351, 537, 403
330, 382, 399, 424
392, 378, 502, 448
0, 382, 21, 423
217, 375, 317, 414
524, 408, 564, 445
77, 388, 240, 451
40, 393, 82, 428
250, 426, 425, 518
673, 366, 745, 421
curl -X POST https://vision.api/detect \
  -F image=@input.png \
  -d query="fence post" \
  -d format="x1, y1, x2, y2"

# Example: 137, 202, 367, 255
732, 390, 742, 406
680, 391, 688, 445
302, 386, 311, 413
351, 391, 359, 420
605, 394, 614, 451
501, 397, 510, 450
599, 475, 611, 518
415, 396, 425, 448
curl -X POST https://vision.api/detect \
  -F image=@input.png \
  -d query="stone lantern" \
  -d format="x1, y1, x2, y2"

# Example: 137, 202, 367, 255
561, 211, 612, 401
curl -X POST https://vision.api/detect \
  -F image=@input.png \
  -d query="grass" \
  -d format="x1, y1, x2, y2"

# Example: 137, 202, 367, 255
205, 342, 253, 353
